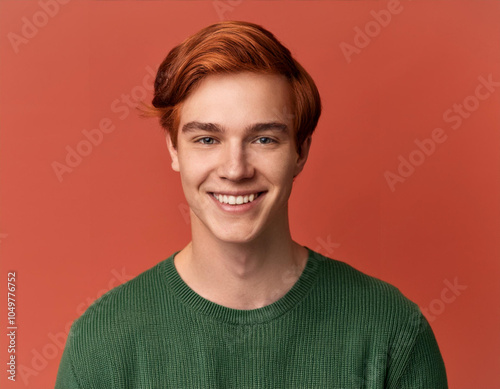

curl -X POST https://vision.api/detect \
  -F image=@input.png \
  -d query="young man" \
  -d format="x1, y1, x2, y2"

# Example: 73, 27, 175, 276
55, 21, 448, 388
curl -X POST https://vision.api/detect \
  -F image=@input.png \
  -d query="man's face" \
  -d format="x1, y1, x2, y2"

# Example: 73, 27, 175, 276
166, 71, 310, 244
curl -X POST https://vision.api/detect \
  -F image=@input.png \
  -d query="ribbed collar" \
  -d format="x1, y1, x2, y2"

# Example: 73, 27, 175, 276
160, 247, 321, 325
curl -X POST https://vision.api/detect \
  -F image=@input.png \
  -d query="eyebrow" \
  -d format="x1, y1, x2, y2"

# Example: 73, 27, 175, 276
181, 121, 288, 134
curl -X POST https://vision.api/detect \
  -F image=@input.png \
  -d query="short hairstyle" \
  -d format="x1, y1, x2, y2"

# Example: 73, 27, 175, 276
145, 20, 321, 155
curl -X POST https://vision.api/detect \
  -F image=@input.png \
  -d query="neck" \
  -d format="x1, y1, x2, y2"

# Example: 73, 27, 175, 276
174, 213, 308, 310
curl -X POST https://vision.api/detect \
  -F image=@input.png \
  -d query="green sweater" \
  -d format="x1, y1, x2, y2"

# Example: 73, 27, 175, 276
55, 248, 447, 388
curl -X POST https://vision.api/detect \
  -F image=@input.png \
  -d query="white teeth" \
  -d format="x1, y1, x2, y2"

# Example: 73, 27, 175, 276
213, 193, 260, 205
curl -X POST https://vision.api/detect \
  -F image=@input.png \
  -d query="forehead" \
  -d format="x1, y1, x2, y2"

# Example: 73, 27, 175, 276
179, 72, 294, 127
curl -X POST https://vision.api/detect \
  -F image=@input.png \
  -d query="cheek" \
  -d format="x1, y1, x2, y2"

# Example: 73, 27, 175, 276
178, 154, 214, 194
178, 147, 218, 171
180, 165, 203, 188
275, 149, 299, 176
256, 154, 296, 184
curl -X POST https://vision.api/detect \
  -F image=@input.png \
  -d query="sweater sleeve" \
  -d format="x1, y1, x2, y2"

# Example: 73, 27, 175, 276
54, 327, 82, 389
396, 313, 448, 388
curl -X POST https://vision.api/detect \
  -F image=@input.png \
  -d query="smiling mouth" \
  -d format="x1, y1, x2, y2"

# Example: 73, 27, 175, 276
211, 192, 263, 205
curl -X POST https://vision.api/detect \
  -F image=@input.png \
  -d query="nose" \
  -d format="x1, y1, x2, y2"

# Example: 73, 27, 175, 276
217, 141, 254, 181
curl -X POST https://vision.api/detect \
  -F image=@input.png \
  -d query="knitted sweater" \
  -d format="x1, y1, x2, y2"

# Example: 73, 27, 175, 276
55, 248, 448, 388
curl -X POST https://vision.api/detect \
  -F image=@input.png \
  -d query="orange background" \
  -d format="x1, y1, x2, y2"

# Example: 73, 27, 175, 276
1, 1, 499, 388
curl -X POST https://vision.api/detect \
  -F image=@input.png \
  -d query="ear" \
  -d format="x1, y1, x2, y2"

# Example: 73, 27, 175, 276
165, 133, 180, 172
293, 137, 312, 177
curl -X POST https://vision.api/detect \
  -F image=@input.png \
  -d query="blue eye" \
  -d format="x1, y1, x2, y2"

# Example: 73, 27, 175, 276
197, 137, 215, 145
256, 137, 275, 144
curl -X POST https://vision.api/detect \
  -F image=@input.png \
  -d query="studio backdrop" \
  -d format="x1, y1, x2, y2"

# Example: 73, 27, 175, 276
1, 1, 499, 388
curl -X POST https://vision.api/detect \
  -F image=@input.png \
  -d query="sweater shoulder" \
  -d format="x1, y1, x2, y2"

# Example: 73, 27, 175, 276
312, 250, 422, 320
70, 258, 169, 336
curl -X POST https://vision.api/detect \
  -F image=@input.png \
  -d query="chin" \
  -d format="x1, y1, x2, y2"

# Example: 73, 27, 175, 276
210, 223, 262, 245
213, 231, 259, 245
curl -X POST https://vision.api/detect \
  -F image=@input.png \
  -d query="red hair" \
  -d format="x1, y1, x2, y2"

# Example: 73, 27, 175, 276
144, 20, 321, 155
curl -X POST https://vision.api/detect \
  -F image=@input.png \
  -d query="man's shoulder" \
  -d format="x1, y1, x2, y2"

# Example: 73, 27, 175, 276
70, 256, 173, 336
311, 250, 421, 321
